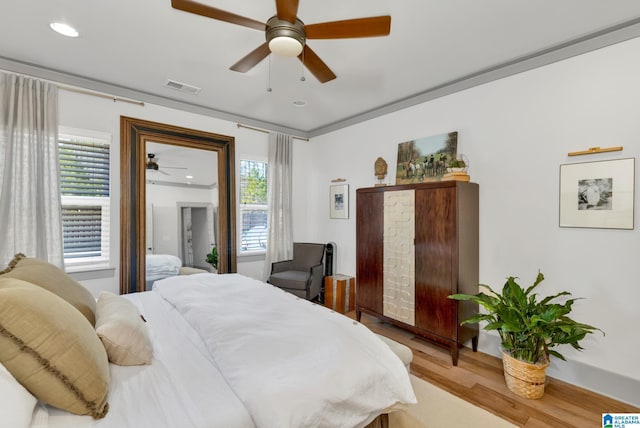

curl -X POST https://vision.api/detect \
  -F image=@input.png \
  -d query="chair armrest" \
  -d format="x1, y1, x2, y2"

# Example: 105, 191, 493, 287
309, 263, 324, 277
308, 263, 324, 300
271, 260, 293, 274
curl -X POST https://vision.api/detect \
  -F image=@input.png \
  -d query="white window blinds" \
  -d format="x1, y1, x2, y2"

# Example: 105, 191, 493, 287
59, 133, 111, 264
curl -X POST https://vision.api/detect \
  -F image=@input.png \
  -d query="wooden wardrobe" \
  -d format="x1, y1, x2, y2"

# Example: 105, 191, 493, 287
355, 181, 479, 365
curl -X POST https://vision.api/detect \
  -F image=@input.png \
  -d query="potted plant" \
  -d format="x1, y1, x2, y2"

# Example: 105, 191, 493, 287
205, 246, 218, 272
448, 158, 466, 170
449, 272, 602, 399
446, 154, 469, 173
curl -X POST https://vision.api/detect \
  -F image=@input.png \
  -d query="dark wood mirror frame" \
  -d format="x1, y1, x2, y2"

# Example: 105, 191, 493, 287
120, 116, 237, 294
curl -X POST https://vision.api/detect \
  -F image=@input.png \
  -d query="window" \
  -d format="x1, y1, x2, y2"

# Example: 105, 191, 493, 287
239, 159, 268, 253
58, 129, 111, 268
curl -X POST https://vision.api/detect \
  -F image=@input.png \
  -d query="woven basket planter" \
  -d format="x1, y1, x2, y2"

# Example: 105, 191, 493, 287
501, 351, 550, 399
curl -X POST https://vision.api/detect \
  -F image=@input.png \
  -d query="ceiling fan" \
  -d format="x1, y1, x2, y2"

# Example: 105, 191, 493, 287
170, 0, 391, 83
146, 153, 188, 175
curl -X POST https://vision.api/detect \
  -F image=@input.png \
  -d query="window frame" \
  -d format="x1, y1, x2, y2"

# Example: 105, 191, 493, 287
239, 159, 268, 255
58, 127, 112, 271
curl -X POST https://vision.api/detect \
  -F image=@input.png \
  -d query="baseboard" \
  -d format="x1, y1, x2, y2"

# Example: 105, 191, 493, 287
477, 334, 640, 408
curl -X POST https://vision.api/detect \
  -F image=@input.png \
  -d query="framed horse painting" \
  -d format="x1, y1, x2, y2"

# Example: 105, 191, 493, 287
395, 131, 458, 184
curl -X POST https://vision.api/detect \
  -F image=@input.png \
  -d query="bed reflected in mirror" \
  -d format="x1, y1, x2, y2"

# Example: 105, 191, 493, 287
144, 142, 219, 290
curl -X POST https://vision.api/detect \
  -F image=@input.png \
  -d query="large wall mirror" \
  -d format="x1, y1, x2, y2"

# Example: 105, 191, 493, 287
120, 116, 236, 294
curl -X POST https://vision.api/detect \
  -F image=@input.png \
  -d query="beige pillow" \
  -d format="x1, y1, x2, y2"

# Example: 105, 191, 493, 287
95, 291, 153, 366
0, 254, 96, 326
0, 278, 109, 418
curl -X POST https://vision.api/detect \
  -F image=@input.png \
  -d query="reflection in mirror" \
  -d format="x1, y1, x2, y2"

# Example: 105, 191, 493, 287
144, 142, 219, 290
120, 116, 236, 295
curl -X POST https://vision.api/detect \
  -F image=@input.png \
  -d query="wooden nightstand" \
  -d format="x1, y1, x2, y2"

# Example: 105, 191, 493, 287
324, 274, 355, 314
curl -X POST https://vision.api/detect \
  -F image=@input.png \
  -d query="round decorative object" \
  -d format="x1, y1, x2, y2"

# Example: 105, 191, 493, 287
374, 157, 388, 180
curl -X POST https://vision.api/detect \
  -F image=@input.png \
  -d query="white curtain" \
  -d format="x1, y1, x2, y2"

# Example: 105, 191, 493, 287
0, 72, 63, 267
263, 132, 293, 280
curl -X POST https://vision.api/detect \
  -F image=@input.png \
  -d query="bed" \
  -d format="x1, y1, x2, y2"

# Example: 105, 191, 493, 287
145, 254, 208, 290
0, 255, 416, 428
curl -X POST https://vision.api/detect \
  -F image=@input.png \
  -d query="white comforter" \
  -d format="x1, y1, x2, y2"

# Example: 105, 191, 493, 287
154, 273, 416, 428
32, 291, 255, 428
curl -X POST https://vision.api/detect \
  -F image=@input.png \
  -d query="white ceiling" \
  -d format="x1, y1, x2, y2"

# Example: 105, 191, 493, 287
2, 1, 640, 137
146, 142, 218, 186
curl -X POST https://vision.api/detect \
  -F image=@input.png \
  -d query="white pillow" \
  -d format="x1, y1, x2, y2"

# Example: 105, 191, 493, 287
0, 362, 37, 428
95, 291, 153, 366
145, 254, 181, 276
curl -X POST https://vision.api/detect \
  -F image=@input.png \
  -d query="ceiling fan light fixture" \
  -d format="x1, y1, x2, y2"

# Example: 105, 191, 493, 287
265, 16, 305, 57
269, 36, 303, 57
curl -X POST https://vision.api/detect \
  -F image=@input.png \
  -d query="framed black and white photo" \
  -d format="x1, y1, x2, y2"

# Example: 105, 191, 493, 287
559, 158, 635, 229
330, 184, 349, 219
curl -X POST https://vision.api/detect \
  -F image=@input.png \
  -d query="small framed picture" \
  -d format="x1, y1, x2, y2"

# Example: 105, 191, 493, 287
559, 158, 635, 229
330, 184, 349, 219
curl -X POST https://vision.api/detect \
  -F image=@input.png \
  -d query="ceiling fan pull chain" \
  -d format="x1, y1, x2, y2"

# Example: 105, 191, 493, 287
267, 56, 273, 92
300, 49, 306, 82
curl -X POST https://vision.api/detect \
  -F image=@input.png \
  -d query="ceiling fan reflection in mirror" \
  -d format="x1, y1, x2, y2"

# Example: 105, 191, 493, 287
170, 0, 391, 83
146, 153, 188, 176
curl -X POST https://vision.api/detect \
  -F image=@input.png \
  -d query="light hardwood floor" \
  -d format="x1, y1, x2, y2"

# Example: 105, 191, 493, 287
353, 312, 639, 428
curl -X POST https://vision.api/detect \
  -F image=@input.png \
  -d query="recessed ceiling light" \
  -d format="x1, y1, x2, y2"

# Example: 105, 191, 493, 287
293, 100, 306, 107
186, 175, 194, 179
50, 22, 79, 38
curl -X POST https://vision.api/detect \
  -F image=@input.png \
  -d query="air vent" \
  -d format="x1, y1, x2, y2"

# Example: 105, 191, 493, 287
165, 79, 201, 95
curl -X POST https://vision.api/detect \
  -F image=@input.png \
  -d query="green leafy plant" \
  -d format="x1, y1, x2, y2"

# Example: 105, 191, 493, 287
205, 246, 218, 270
448, 159, 466, 168
449, 272, 603, 364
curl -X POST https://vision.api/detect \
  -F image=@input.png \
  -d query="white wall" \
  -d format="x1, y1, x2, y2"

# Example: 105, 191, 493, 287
54, 35, 640, 405
58, 90, 269, 294
146, 182, 217, 257
295, 37, 640, 405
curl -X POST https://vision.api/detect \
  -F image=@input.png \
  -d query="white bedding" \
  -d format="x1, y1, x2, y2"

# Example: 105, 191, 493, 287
154, 273, 416, 428
145, 254, 182, 290
32, 273, 416, 428
32, 291, 254, 428
145, 254, 181, 276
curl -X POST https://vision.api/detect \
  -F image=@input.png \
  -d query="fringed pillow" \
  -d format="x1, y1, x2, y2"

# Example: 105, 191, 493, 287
0, 278, 109, 418
0, 253, 97, 326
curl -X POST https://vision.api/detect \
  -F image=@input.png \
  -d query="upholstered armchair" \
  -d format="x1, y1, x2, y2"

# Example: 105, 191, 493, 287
268, 242, 326, 300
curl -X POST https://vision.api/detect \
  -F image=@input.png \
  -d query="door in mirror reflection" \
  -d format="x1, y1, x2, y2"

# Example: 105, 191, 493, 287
145, 141, 218, 289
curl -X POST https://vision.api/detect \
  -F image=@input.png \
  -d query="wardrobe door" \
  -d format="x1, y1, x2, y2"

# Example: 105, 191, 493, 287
382, 190, 415, 326
414, 186, 457, 339
356, 191, 384, 314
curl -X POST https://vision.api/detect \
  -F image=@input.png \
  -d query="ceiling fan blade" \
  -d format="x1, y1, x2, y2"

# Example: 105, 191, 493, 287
298, 45, 336, 83
305, 16, 391, 39
171, 0, 265, 31
148, 168, 170, 176
230, 43, 271, 73
162, 166, 188, 170
275, 0, 299, 23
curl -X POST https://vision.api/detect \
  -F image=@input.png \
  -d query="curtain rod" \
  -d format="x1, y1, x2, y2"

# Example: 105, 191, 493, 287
236, 123, 309, 141
60, 85, 145, 106
1, 69, 144, 106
